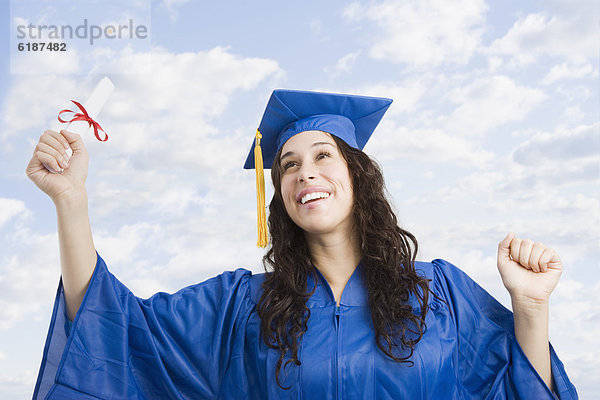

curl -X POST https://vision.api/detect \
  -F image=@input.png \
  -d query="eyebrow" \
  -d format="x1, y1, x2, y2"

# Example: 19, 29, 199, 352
280, 141, 336, 163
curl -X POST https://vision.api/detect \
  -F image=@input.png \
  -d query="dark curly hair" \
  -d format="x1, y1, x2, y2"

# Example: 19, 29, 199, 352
256, 133, 431, 388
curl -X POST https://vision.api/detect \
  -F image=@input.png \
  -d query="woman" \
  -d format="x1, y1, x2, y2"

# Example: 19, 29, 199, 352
28, 89, 577, 399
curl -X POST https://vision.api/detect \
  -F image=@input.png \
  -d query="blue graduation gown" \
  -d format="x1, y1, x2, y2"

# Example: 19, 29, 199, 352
33, 252, 578, 399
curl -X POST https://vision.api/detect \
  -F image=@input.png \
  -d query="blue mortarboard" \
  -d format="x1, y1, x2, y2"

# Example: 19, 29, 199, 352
244, 89, 393, 169
246, 89, 393, 247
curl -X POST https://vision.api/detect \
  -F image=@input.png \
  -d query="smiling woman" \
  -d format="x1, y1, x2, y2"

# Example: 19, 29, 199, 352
29, 89, 578, 399
279, 131, 355, 237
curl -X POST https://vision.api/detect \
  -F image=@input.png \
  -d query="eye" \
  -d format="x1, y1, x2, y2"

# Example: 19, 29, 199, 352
316, 150, 332, 160
282, 160, 297, 171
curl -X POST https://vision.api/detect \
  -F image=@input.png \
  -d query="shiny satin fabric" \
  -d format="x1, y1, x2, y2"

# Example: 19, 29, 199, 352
33, 252, 578, 399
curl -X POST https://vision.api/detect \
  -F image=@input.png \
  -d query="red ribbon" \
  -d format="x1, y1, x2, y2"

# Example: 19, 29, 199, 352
58, 100, 108, 142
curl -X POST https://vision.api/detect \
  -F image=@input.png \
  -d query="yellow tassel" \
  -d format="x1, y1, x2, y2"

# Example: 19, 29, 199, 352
254, 129, 268, 247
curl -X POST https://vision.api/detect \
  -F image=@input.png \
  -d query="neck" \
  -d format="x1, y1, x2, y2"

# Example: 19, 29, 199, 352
304, 228, 362, 305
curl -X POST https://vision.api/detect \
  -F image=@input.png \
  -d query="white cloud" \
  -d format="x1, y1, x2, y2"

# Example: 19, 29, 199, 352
343, 0, 487, 67
540, 62, 595, 85
427, 133, 598, 219
511, 123, 599, 165
13, 16, 27, 25
556, 84, 594, 104
432, 171, 504, 201
0, 229, 60, 331
11, 47, 81, 75
0, 367, 38, 398
0, 199, 29, 230
308, 19, 324, 36
161, 0, 192, 22
324, 51, 362, 77
507, 159, 598, 191
444, 75, 546, 136
1, 76, 82, 143
487, 12, 598, 66
88, 189, 265, 298
365, 119, 494, 168
563, 106, 585, 123
550, 278, 600, 395
87, 46, 282, 113
435, 174, 599, 237
358, 79, 426, 115
487, 56, 503, 72
308, 18, 332, 41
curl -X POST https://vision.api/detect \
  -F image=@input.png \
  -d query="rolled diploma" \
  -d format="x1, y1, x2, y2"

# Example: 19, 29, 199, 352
58, 76, 114, 159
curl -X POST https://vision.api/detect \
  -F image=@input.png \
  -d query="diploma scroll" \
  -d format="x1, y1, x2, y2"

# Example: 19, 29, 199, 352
55, 76, 114, 159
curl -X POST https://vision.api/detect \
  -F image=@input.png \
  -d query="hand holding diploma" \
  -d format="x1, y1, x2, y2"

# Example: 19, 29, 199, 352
26, 129, 90, 203
25, 77, 113, 203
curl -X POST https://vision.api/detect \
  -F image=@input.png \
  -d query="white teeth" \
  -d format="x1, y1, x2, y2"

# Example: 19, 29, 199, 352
300, 192, 330, 204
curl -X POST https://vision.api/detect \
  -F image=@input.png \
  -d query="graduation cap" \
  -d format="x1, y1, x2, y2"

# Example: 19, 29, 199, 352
245, 89, 393, 247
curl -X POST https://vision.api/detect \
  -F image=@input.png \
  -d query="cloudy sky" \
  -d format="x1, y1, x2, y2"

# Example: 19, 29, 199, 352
0, 0, 598, 397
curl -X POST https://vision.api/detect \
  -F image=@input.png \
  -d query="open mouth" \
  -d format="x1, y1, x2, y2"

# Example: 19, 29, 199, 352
299, 191, 330, 205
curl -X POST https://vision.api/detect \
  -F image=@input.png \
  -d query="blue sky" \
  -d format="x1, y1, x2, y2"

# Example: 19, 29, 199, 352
0, 0, 598, 398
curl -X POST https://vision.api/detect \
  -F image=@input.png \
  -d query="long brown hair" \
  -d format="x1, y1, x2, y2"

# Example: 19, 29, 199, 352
256, 134, 430, 388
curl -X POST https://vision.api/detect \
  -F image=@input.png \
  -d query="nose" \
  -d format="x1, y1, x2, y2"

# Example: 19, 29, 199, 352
298, 163, 317, 182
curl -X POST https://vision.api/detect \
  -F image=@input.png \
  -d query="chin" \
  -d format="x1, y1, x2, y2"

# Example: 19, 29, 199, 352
288, 209, 354, 236
297, 219, 352, 237
302, 226, 333, 236
295, 221, 329, 235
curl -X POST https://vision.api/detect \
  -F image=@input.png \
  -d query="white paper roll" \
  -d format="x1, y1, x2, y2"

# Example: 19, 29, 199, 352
64, 76, 114, 136
46, 77, 114, 173
62, 76, 114, 158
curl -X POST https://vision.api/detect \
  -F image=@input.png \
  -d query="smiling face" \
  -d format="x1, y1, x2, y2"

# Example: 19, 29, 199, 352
278, 130, 355, 237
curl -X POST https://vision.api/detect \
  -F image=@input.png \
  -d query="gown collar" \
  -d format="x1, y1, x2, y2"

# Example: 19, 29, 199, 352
308, 262, 368, 307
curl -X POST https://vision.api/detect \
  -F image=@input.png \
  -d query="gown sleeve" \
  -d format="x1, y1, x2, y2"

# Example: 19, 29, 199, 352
431, 258, 578, 399
33, 251, 254, 400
